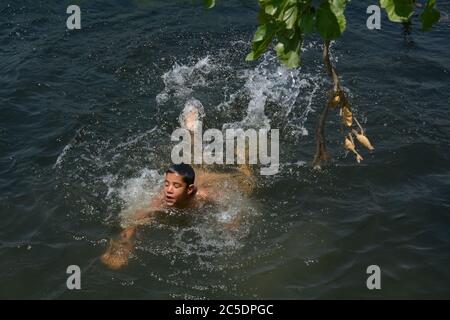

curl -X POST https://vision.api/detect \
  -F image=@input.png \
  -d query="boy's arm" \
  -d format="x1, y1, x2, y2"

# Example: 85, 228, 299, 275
100, 192, 164, 270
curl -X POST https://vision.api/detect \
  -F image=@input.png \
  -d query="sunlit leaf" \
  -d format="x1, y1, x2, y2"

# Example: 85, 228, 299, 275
247, 23, 277, 61
380, 0, 414, 23
283, 5, 298, 29
265, 4, 278, 16
274, 33, 302, 68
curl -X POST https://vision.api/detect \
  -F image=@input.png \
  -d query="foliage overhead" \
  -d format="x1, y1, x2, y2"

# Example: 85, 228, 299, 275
204, 0, 441, 68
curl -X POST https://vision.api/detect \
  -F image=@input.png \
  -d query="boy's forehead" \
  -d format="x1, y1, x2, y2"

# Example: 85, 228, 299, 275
165, 172, 185, 183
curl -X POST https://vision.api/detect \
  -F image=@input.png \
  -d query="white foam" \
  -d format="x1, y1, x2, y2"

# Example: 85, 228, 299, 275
53, 142, 72, 169
156, 56, 216, 105
101, 168, 163, 226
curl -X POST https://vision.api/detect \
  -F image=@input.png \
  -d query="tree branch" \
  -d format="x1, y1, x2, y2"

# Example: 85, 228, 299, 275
312, 40, 341, 169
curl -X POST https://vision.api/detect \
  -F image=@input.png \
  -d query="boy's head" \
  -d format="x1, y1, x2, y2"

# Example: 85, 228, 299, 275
164, 163, 196, 207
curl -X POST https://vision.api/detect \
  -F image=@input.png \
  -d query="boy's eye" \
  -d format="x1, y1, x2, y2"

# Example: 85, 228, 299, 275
174, 183, 181, 188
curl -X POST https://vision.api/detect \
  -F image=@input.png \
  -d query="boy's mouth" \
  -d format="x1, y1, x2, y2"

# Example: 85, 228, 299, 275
165, 195, 175, 204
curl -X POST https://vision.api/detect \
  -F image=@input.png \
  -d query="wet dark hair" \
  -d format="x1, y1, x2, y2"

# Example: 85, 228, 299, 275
165, 163, 195, 185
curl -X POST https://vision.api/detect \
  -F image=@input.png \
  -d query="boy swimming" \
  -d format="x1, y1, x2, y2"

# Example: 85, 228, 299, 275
101, 101, 255, 270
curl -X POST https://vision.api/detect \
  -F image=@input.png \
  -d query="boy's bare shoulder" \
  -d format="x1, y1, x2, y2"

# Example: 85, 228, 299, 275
195, 187, 210, 202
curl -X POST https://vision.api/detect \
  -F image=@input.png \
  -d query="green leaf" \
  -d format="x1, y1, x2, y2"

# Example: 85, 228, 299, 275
300, 7, 315, 34
285, 28, 296, 39
265, 5, 278, 16
421, 0, 440, 31
316, 0, 347, 40
380, 0, 414, 23
247, 23, 277, 61
425, 0, 436, 8
274, 33, 302, 68
258, 7, 270, 24
330, 0, 347, 15
275, 43, 300, 68
246, 51, 257, 61
204, 0, 215, 9
283, 5, 298, 29
253, 24, 269, 42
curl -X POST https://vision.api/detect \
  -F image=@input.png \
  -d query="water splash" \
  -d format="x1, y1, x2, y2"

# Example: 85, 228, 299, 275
102, 168, 163, 226
156, 56, 217, 105
178, 98, 205, 132
155, 49, 326, 136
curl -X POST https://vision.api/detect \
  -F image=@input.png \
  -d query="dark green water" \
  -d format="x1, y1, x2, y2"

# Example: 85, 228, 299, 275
1, 0, 449, 299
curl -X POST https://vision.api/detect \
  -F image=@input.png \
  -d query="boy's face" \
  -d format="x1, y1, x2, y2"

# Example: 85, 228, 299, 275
164, 172, 194, 207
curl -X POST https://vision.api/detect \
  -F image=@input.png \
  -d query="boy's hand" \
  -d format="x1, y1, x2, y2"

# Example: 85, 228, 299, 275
100, 226, 135, 270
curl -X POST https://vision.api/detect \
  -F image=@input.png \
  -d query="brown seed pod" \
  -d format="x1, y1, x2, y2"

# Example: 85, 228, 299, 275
345, 134, 363, 163
351, 121, 375, 150
331, 94, 341, 107
342, 105, 353, 127
344, 136, 356, 152
355, 132, 374, 150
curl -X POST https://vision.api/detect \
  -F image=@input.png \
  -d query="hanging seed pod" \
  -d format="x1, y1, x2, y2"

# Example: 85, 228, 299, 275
354, 131, 374, 150
344, 136, 356, 153
341, 105, 353, 127
352, 118, 375, 151
345, 134, 364, 163
330, 92, 341, 108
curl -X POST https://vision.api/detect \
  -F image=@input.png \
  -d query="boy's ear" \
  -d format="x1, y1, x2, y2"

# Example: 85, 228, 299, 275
187, 184, 195, 195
